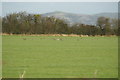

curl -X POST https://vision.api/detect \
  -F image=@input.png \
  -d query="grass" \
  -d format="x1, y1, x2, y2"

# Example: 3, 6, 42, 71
2, 35, 118, 78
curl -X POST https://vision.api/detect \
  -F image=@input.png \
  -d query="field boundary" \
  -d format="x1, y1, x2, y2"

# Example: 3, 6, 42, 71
1, 33, 117, 37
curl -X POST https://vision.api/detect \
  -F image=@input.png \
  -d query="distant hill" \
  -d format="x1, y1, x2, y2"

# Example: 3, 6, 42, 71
42, 11, 118, 26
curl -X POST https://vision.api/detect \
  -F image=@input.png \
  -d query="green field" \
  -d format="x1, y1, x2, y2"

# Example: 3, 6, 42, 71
2, 35, 118, 78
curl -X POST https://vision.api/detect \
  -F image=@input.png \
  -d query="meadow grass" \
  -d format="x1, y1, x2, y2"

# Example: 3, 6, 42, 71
2, 35, 118, 78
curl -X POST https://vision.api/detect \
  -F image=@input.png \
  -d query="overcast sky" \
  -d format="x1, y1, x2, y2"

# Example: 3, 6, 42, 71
2, 2, 118, 16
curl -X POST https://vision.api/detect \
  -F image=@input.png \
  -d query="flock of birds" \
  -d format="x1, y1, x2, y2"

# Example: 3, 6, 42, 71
22, 37, 84, 41
22, 38, 63, 41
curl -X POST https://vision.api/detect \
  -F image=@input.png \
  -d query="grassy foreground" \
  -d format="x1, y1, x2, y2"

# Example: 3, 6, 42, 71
2, 35, 118, 78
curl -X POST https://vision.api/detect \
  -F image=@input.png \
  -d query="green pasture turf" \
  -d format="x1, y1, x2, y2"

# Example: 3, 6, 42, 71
2, 35, 118, 78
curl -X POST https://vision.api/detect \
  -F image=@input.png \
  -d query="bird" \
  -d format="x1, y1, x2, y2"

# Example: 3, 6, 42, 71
23, 38, 26, 40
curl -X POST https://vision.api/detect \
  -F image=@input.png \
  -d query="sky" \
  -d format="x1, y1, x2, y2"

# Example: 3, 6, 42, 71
2, 2, 118, 16
1, 0, 119, 2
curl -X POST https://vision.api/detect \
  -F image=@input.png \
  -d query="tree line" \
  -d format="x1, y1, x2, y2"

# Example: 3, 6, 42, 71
2, 12, 119, 36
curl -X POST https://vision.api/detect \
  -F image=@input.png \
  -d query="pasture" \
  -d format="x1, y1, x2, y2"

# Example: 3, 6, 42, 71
2, 35, 118, 78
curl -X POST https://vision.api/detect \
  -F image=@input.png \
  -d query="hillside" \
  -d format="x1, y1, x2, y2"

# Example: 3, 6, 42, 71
42, 11, 118, 25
